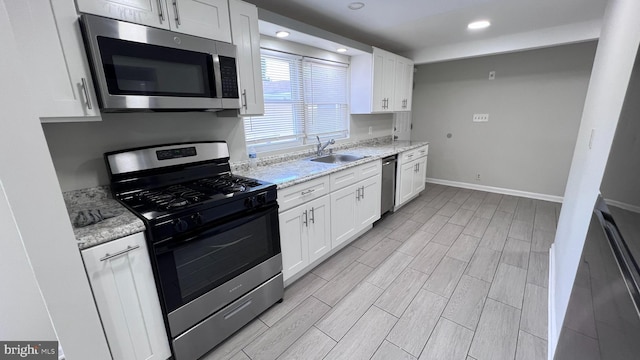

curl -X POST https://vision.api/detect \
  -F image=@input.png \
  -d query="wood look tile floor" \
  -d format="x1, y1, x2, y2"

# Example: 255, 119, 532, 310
202, 184, 555, 360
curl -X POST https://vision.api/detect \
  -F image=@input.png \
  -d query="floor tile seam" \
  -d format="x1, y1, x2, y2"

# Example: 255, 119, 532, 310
408, 297, 449, 360
244, 297, 331, 360
486, 289, 525, 310
364, 255, 414, 290
519, 329, 549, 344
465, 244, 502, 283
262, 289, 318, 327
381, 277, 429, 320
271, 324, 330, 360
313, 292, 383, 344
499, 238, 532, 271
422, 257, 467, 299
467, 296, 521, 360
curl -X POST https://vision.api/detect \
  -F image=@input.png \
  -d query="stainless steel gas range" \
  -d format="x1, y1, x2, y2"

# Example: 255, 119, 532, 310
105, 141, 283, 360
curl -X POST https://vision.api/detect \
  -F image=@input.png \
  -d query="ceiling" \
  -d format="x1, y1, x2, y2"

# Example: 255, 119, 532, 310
244, 0, 608, 63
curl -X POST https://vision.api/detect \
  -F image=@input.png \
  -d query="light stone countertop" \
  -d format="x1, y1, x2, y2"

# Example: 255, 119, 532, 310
234, 140, 429, 189
63, 186, 146, 250
62, 138, 427, 249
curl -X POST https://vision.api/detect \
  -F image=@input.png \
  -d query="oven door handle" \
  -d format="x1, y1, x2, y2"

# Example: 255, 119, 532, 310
154, 204, 278, 251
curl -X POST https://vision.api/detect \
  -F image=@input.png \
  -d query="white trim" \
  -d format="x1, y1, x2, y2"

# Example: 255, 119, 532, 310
426, 178, 564, 203
604, 199, 640, 214
548, 244, 557, 360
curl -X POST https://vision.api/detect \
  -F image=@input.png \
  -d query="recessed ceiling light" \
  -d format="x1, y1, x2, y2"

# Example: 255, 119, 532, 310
348, 2, 365, 10
275, 30, 290, 38
337, 48, 348, 53
468, 20, 491, 30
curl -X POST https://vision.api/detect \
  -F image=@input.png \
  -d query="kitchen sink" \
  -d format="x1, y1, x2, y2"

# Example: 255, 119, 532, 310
310, 154, 367, 163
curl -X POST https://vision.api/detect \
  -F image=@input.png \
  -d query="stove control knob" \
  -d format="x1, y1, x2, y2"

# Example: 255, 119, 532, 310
257, 193, 267, 205
173, 218, 189, 233
191, 213, 203, 226
244, 196, 257, 208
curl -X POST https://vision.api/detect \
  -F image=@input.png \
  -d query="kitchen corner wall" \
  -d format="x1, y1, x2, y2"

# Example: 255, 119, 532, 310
411, 41, 597, 197
43, 112, 392, 192
42, 112, 246, 192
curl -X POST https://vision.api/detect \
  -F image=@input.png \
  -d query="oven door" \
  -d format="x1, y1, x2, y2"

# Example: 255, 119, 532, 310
153, 204, 281, 336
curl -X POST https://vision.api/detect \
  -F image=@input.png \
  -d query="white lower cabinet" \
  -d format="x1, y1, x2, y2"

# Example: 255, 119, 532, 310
330, 183, 359, 248
279, 195, 331, 280
279, 160, 382, 283
330, 174, 381, 248
395, 145, 429, 210
81, 232, 171, 360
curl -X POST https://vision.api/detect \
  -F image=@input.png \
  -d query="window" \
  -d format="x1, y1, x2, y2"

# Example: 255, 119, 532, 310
244, 49, 349, 151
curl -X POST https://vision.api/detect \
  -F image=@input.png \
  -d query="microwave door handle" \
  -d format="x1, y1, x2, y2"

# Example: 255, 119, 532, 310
212, 54, 223, 100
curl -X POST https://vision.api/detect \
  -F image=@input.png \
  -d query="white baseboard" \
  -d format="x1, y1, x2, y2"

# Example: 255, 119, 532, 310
548, 244, 557, 360
426, 178, 564, 203
604, 198, 640, 213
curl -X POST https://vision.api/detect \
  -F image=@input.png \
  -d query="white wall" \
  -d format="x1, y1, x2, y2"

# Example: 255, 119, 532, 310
43, 112, 392, 192
550, 0, 640, 357
411, 42, 596, 198
0, 1, 111, 357
0, 181, 57, 341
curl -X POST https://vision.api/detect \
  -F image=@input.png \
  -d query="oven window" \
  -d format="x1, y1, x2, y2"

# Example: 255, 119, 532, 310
157, 208, 279, 312
97, 37, 215, 97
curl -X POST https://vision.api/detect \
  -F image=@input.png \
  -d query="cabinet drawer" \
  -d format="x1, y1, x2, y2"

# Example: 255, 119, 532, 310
330, 167, 359, 191
278, 176, 329, 213
358, 160, 382, 179
415, 145, 429, 158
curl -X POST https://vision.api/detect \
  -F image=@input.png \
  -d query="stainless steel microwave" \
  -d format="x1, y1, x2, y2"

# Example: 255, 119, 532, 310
79, 14, 240, 111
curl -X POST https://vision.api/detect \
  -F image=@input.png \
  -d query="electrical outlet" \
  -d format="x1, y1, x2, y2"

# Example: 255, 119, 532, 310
476, 173, 481, 181
473, 114, 489, 122
368, 126, 373, 135
489, 71, 496, 80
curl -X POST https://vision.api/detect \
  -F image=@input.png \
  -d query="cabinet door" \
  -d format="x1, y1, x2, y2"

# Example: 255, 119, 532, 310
7, 0, 101, 121
413, 156, 427, 195
279, 206, 309, 281
397, 161, 415, 206
76, 0, 169, 29
381, 51, 396, 111
82, 233, 171, 360
229, 0, 264, 115
356, 175, 382, 230
330, 183, 358, 248
307, 196, 331, 263
404, 60, 414, 111
168, 0, 231, 42
393, 56, 407, 111
371, 48, 387, 112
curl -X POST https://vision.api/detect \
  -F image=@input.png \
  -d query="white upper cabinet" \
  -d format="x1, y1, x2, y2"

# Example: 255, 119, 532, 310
393, 55, 414, 111
229, 0, 264, 115
167, 0, 231, 42
76, 0, 169, 29
77, 0, 232, 42
351, 46, 414, 114
6, 0, 101, 121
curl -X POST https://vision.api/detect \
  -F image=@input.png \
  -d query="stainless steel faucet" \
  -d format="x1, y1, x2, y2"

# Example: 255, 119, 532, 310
316, 136, 335, 156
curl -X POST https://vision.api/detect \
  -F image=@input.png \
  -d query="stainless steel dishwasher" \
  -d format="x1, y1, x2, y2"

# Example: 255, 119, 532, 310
381, 155, 397, 215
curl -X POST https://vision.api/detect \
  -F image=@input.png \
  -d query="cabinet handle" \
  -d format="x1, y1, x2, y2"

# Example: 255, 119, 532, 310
100, 245, 140, 262
173, 0, 181, 25
302, 210, 308, 227
81, 78, 92, 110
356, 188, 360, 201
157, 0, 165, 22
301, 189, 315, 196
242, 89, 248, 109
309, 207, 315, 224
361, 186, 365, 199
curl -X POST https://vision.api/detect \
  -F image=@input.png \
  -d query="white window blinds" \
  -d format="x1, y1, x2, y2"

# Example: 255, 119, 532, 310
244, 49, 349, 150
